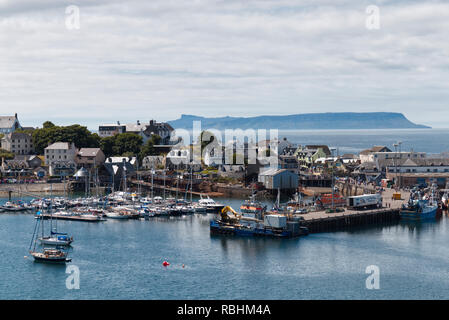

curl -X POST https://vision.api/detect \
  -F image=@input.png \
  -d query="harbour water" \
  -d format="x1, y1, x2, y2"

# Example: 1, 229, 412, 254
2, 128, 449, 300
2, 196, 449, 300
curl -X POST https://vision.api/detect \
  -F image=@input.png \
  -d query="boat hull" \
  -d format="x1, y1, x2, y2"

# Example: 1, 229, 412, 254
31, 252, 71, 263
210, 220, 304, 238
400, 205, 438, 221
38, 237, 72, 246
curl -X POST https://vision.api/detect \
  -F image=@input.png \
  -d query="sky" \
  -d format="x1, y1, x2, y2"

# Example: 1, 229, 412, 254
1, 0, 448, 129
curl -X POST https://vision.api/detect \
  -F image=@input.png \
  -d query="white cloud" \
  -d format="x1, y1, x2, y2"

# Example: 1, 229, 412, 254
0, 0, 448, 128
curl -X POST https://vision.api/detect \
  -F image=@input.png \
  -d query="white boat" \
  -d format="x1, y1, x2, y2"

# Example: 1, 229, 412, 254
105, 211, 129, 219
1, 201, 28, 212
39, 232, 73, 246
198, 195, 225, 212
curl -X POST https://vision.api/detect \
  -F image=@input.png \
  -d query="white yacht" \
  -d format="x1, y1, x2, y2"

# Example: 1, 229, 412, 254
198, 195, 225, 213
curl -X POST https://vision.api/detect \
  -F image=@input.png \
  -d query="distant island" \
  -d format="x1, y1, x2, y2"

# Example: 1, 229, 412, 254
168, 112, 430, 130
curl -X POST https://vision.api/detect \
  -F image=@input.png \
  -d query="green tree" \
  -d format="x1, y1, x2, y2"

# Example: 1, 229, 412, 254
99, 136, 116, 158
43, 121, 55, 129
31, 122, 100, 154
139, 134, 162, 162
0, 148, 14, 160
111, 133, 143, 156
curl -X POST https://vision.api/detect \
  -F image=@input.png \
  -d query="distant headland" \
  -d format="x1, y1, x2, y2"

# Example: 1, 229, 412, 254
168, 112, 430, 130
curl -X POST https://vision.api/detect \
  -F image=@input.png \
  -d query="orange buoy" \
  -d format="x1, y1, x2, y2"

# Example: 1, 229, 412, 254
162, 261, 170, 267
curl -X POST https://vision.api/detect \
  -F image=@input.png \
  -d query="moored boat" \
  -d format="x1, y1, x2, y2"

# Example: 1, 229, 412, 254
30, 248, 71, 263
400, 186, 438, 221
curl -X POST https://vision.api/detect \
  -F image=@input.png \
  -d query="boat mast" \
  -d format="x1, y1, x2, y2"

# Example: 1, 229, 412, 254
190, 165, 193, 204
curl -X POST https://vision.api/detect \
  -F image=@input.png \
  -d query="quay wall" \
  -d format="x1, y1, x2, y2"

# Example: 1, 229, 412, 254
303, 209, 400, 233
0, 183, 67, 197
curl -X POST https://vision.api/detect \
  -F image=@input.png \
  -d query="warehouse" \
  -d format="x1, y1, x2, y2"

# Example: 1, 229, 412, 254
258, 168, 298, 190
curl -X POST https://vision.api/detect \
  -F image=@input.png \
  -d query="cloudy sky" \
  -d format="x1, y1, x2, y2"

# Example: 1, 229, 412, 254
1, 0, 448, 129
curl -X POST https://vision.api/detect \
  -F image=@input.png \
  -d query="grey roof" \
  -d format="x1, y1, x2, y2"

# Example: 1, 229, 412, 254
0, 116, 16, 129
45, 142, 73, 150
7, 132, 31, 140
125, 124, 147, 133
259, 168, 291, 176
78, 148, 102, 157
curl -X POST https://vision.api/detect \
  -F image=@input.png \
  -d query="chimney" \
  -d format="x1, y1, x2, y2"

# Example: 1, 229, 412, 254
15, 113, 17, 119
150, 120, 154, 126
117, 121, 120, 125
137, 120, 140, 125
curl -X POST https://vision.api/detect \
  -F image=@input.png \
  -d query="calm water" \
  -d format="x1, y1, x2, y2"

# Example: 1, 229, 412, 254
2, 196, 449, 300
280, 128, 449, 154
3, 128, 449, 300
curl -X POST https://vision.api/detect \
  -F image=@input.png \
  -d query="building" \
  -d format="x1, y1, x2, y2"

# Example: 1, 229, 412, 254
98, 122, 126, 137
1, 155, 43, 177
294, 145, 331, 170
76, 148, 105, 168
258, 168, 298, 190
99, 120, 175, 145
44, 142, 78, 176
386, 158, 449, 187
0, 114, 22, 134
143, 120, 174, 145
1, 132, 34, 155
142, 156, 165, 170
104, 156, 138, 190
359, 146, 393, 163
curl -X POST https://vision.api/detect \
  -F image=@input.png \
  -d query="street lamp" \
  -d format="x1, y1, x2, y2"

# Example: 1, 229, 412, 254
330, 147, 337, 210
393, 143, 398, 189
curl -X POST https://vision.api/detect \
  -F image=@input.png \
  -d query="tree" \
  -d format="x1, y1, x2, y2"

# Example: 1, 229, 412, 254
99, 136, 116, 158
31, 122, 100, 154
139, 134, 162, 162
43, 121, 55, 129
111, 133, 143, 156
0, 148, 14, 160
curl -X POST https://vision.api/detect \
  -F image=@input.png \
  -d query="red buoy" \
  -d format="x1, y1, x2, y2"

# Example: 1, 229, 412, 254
163, 261, 170, 267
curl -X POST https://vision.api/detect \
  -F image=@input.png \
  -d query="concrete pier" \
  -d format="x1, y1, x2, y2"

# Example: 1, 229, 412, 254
301, 188, 409, 233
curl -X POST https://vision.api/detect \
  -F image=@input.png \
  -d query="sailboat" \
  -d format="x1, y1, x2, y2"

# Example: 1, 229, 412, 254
29, 211, 72, 263
37, 187, 74, 246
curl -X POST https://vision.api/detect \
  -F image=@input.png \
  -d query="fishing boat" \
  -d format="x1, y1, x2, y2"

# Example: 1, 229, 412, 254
400, 187, 438, 221
240, 194, 267, 220
210, 206, 308, 238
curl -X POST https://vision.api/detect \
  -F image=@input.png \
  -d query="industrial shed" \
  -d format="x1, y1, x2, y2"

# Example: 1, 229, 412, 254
258, 168, 298, 190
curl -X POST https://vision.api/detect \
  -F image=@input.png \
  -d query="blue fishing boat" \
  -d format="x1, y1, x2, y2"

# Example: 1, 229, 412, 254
400, 199, 437, 221
400, 185, 438, 221
210, 206, 308, 238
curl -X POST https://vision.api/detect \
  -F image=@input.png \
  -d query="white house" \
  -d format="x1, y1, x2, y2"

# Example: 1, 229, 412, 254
45, 142, 78, 176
